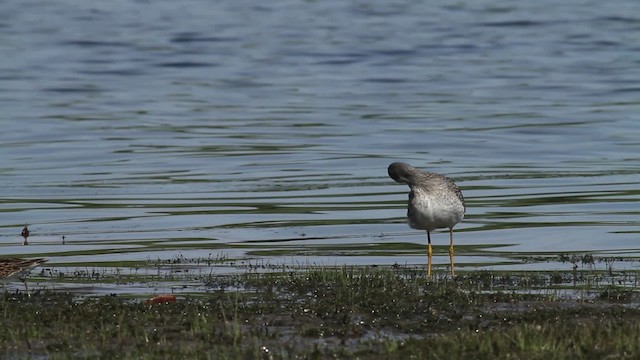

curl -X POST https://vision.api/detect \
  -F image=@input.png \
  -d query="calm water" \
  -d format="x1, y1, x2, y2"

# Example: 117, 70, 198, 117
2, 0, 640, 293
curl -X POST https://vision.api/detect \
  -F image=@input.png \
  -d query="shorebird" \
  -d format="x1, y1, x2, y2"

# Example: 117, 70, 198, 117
388, 162, 465, 276
0, 257, 47, 295
21, 225, 29, 246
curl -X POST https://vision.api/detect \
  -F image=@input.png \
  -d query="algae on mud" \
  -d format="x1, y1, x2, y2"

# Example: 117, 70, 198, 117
2, 266, 640, 359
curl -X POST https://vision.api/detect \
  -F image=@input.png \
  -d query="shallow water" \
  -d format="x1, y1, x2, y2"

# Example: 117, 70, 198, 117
1, 0, 640, 293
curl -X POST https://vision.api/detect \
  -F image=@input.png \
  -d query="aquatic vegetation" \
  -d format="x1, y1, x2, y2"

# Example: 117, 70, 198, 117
2, 265, 640, 358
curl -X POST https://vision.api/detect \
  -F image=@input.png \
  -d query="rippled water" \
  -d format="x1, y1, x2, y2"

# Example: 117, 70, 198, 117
2, 0, 640, 293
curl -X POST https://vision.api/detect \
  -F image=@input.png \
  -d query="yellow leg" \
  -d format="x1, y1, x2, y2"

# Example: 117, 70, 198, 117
427, 231, 432, 277
449, 228, 455, 276
21, 278, 31, 298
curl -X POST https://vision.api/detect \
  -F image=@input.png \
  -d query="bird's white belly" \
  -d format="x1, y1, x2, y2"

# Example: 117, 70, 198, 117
407, 196, 463, 231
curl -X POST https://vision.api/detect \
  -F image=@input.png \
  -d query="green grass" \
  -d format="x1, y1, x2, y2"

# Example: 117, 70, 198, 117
2, 265, 640, 359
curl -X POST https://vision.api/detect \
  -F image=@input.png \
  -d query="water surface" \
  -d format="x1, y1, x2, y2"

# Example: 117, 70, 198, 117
1, 0, 640, 294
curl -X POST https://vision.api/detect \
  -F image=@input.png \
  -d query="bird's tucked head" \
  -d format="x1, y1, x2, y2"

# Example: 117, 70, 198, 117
388, 162, 418, 184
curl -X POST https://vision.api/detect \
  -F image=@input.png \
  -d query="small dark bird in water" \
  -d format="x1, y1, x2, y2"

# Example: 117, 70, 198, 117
388, 162, 465, 276
21, 225, 30, 246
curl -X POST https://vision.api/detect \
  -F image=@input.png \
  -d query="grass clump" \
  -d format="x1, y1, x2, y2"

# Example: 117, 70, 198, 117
2, 266, 640, 359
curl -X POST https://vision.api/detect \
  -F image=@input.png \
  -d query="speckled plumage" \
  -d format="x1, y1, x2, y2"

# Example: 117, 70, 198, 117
388, 162, 465, 276
0, 258, 47, 286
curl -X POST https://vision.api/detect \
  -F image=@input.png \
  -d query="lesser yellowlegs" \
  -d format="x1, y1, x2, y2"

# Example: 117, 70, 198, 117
0, 257, 47, 295
388, 162, 465, 276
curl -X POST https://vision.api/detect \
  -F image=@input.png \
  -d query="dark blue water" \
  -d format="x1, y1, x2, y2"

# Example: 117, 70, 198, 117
1, 0, 640, 293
